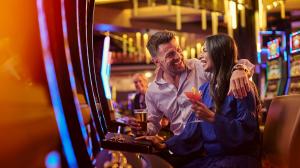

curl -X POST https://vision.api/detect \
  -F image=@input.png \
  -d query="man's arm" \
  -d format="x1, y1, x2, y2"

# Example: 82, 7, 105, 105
228, 59, 254, 98
145, 91, 163, 135
194, 58, 254, 98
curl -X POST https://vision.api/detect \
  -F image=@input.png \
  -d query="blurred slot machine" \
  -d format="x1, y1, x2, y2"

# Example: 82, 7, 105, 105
264, 38, 288, 99
288, 31, 300, 94
257, 31, 288, 102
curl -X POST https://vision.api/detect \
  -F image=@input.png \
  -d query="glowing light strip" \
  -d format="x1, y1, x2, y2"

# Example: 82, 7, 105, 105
283, 51, 287, 61
229, 1, 237, 29
285, 51, 291, 94
257, 52, 262, 64
60, 0, 89, 148
101, 36, 112, 99
258, 0, 263, 29
36, 0, 78, 167
201, 9, 207, 30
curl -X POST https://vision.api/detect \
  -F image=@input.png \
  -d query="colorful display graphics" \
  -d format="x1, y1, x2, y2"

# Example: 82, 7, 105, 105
267, 39, 280, 60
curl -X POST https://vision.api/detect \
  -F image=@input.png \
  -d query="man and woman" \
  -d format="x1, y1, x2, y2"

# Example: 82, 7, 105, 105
135, 31, 260, 167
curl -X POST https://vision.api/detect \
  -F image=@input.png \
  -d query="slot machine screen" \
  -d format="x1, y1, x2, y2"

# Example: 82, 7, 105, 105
260, 32, 285, 49
290, 31, 300, 54
101, 36, 112, 100
267, 39, 280, 60
258, 31, 286, 64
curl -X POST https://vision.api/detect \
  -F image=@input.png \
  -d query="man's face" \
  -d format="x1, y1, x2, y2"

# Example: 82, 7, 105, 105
154, 38, 185, 75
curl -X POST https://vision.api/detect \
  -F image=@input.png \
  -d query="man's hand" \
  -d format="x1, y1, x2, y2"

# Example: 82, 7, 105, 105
135, 135, 166, 150
228, 70, 251, 99
120, 116, 142, 131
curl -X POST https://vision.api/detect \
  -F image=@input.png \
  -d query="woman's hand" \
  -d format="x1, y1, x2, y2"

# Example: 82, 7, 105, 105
191, 100, 215, 123
135, 135, 166, 150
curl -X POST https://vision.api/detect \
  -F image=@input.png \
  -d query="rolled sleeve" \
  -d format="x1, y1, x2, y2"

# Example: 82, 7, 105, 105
238, 59, 255, 77
145, 91, 163, 135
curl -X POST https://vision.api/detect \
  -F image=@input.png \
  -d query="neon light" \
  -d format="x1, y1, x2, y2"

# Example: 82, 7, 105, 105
94, 24, 117, 32
286, 78, 291, 95
257, 52, 262, 64
260, 31, 273, 35
284, 51, 287, 61
290, 33, 293, 54
45, 151, 61, 168
229, 1, 237, 29
285, 54, 291, 94
37, 0, 78, 167
101, 36, 112, 99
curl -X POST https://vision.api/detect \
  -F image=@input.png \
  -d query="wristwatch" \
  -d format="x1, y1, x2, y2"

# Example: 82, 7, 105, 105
232, 64, 249, 74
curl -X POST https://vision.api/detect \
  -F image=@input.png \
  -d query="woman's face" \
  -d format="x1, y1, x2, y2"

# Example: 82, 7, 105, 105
133, 76, 147, 93
200, 43, 214, 72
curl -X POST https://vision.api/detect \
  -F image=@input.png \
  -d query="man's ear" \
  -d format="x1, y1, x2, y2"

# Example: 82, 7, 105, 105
152, 57, 159, 65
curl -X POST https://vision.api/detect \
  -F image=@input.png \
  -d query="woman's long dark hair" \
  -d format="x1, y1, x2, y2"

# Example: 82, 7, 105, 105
205, 34, 238, 114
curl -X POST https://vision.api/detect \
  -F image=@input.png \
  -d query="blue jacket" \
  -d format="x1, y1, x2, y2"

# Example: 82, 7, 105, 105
166, 82, 260, 157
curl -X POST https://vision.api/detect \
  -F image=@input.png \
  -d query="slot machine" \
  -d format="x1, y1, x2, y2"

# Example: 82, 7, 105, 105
288, 31, 300, 94
257, 31, 288, 112
264, 38, 288, 99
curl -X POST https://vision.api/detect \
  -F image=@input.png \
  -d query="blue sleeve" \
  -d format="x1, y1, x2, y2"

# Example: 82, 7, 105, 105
165, 114, 203, 155
213, 91, 258, 150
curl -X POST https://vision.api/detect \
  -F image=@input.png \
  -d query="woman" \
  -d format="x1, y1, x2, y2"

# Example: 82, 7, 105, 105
132, 73, 148, 110
137, 34, 261, 168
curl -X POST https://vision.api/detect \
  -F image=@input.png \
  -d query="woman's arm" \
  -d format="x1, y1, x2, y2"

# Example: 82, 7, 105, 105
213, 92, 258, 149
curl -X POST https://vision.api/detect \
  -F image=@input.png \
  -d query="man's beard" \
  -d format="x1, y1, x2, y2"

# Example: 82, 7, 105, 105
168, 62, 185, 75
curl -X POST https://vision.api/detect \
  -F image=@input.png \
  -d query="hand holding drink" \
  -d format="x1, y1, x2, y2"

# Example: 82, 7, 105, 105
186, 87, 216, 123
185, 87, 204, 124
184, 87, 202, 102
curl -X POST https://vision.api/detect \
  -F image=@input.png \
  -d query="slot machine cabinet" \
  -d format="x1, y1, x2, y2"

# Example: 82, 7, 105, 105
64, 0, 101, 159
288, 31, 300, 94
0, 1, 81, 167
264, 39, 288, 99
78, 0, 108, 139
86, 0, 110, 132
257, 31, 288, 104
39, 0, 94, 167
93, 35, 117, 128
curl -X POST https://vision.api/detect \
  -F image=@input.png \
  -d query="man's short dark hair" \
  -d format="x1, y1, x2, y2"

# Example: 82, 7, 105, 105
146, 30, 176, 58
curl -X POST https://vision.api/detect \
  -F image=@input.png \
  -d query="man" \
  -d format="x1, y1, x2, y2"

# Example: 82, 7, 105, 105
135, 30, 254, 136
